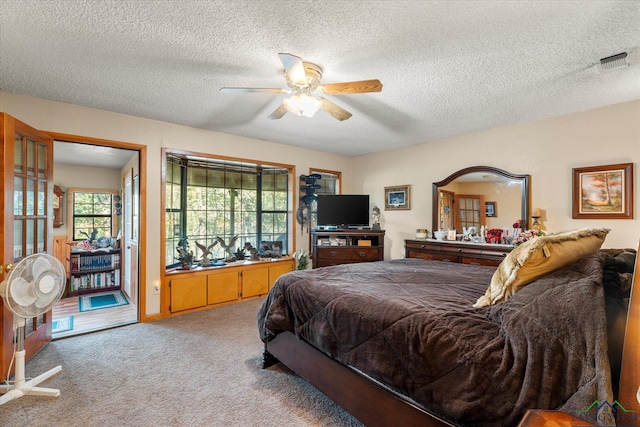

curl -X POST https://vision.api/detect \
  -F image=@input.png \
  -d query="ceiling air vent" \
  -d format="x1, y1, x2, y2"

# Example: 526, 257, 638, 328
598, 52, 628, 72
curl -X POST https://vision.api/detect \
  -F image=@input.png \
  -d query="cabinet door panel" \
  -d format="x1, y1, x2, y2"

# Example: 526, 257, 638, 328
268, 262, 293, 290
208, 271, 238, 305
242, 267, 269, 298
171, 276, 207, 312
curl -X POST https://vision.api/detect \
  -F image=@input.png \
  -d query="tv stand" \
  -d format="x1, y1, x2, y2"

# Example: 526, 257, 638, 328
311, 229, 385, 268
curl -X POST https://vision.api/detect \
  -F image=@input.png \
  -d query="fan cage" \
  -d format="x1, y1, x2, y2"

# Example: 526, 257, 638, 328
2, 254, 66, 319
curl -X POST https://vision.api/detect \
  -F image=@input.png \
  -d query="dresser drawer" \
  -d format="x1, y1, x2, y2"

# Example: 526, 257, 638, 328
405, 241, 431, 251
408, 250, 457, 263
440, 245, 483, 256
480, 248, 511, 260
316, 247, 380, 262
461, 256, 503, 267
405, 239, 512, 266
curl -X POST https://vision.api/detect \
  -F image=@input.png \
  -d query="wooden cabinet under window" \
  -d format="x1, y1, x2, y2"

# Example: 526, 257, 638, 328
405, 239, 512, 267
167, 258, 294, 314
312, 229, 385, 268
67, 248, 121, 296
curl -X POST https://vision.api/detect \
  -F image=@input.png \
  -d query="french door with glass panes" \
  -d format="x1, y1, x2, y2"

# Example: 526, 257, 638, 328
0, 113, 55, 382
454, 194, 486, 232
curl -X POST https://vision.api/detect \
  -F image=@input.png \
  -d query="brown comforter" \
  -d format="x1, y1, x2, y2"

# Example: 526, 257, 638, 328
257, 255, 613, 426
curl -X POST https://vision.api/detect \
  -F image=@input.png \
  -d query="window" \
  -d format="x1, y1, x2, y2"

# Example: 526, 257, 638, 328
307, 169, 341, 230
313, 171, 340, 196
165, 152, 293, 269
69, 189, 117, 241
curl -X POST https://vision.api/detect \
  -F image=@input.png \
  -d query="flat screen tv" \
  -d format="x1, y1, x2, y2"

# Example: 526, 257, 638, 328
316, 194, 370, 229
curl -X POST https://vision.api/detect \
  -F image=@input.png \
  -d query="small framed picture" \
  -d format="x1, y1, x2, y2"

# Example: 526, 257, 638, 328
485, 201, 497, 217
384, 185, 411, 210
572, 163, 633, 219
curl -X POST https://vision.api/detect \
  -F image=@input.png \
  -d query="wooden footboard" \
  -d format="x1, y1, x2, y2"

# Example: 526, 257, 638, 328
264, 331, 454, 427
618, 239, 640, 425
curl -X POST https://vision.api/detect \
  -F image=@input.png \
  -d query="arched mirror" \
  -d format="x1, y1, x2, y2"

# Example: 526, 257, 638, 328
432, 166, 530, 235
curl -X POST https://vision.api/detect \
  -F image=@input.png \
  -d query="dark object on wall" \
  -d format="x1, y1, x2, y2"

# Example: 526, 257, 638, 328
113, 195, 122, 216
297, 173, 322, 232
53, 185, 64, 228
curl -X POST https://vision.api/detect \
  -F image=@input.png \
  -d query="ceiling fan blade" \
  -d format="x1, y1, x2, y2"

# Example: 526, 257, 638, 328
278, 53, 307, 85
320, 79, 383, 95
267, 103, 289, 120
320, 98, 352, 121
220, 87, 285, 94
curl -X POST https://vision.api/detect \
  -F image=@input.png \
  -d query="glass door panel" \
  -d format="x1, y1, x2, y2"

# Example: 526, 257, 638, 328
26, 138, 36, 176
38, 144, 47, 178
1, 114, 55, 382
13, 135, 22, 172
26, 178, 35, 215
13, 136, 49, 327
38, 180, 46, 215
37, 218, 46, 253
13, 220, 23, 259
14, 176, 23, 215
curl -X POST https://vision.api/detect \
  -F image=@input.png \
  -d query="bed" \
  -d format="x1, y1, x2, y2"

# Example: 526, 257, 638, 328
257, 232, 639, 426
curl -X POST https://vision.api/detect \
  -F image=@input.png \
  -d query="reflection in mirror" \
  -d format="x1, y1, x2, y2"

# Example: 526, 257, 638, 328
432, 166, 530, 236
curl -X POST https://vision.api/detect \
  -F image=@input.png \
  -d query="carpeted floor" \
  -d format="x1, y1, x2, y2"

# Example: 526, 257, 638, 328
0, 298, 363, 427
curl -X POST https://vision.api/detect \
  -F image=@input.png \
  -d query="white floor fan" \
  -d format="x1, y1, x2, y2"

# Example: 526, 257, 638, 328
0, 253, 66, 405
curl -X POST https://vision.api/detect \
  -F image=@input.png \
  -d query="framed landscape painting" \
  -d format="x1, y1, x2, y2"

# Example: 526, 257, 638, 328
572, 163, 633, 219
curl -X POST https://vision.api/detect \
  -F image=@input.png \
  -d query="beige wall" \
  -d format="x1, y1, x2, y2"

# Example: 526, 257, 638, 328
1, 91, 353, 315
2, 92, 639, 313
353, 100, 640, 259
52, 164, 122, 239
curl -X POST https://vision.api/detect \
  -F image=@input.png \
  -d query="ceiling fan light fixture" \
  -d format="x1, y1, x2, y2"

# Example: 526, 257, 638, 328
226, 53, 381, 121
284, 93, 322, 117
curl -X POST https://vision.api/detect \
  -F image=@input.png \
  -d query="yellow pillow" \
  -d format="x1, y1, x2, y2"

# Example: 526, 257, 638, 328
473, 228, 610, 307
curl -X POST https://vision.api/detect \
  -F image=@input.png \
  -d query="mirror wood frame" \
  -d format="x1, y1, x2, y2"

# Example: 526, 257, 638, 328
432, 166, 531, 235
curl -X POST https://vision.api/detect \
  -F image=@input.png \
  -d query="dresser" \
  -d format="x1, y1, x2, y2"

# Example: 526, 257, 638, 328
405, 239, 513, 267
312, 229, 385, 268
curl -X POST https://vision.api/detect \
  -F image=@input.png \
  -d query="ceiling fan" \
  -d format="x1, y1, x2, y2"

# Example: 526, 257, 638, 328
220, 53, 383, 121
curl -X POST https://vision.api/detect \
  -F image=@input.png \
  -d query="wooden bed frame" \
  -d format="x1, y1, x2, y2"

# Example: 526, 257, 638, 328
263, 240, 640, 427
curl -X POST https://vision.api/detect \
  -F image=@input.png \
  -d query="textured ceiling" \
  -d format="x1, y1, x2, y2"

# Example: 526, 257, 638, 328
1, 0, 640, 157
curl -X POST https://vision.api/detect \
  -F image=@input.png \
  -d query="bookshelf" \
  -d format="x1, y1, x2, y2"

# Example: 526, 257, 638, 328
67, 248, 121, 296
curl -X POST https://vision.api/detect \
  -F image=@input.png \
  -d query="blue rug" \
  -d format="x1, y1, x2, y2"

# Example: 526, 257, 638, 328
79, 291, 129, 312
52, 316, 74, 333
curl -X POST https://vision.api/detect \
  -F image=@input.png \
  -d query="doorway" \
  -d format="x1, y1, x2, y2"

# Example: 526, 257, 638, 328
50, 139, 141, 338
